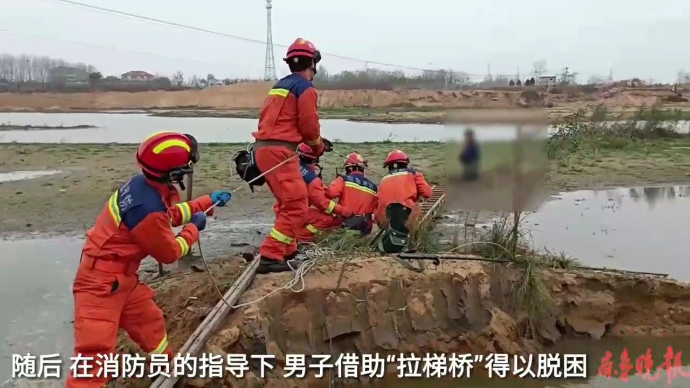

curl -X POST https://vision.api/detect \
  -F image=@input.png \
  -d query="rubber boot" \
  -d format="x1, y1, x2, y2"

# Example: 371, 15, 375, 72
257, 255, 302, 274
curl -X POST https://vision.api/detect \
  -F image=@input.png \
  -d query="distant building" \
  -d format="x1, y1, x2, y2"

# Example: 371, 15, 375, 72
208, 78, 223, 87
49, 66, 90, 85
538, 76, 557, 87
121, 71, 155, 81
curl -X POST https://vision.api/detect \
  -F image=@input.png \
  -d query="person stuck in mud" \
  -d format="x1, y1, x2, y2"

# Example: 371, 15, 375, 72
326, 152, 378, 235
249, 38, 333, 274
67, 131, 232, 388
293, 143, 354, 242
459, 128, 480, 181
375, 149, 433, 229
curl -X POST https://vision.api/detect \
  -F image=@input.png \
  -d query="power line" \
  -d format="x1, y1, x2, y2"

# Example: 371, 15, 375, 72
42, 0, 498, 77
0, 29, 254, 71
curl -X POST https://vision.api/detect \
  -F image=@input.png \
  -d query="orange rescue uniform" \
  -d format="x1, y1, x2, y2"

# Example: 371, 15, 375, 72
67, 174, 214, 388
252, 73, 323, 260
295, 162, 351, 241
327, 171, 378, 230
375, 168, 433, 228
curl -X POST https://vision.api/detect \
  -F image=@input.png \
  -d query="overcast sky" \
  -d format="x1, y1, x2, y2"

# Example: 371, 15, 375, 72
1, 0, 689, 83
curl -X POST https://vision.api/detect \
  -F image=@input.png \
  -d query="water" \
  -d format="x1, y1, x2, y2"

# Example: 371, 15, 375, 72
0, 238, 81, 385
526, 185, 690, 280
0, 170, 62, 183
0, 113, 468, 143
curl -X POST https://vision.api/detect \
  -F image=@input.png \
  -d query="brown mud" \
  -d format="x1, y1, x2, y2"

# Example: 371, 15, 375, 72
117, 257, 690, 387
0, 83, 688, 114
0, 124, 96, 131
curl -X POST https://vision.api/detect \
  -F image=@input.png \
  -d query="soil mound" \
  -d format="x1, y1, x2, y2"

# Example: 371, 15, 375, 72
128, 256, 690, 387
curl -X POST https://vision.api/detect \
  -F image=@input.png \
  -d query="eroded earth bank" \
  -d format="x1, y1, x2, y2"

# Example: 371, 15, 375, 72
119, 256, 690, 387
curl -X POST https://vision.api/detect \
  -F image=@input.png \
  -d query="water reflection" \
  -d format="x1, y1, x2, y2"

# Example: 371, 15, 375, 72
525, 185, 690, 280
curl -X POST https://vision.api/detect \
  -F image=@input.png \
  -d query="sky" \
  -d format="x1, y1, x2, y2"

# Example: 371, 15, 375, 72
1, 0, 689, 83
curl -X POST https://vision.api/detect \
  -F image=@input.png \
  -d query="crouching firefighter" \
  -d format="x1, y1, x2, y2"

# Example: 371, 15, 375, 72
326, 152, 378, 235
375, 149, 433, 253
67, 131, 232, 388
241, 37, 333, 274
295, 143, 354, 241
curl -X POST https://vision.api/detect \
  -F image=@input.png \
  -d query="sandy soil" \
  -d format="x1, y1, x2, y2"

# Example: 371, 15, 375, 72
114, 256, 690, 386
2, 140, 689, 240
1, 83, 688, 114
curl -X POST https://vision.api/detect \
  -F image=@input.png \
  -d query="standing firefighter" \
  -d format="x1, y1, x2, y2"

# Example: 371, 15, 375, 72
250, 38, 332, 274
67, 132, 232, 388
294, 143, 353, 241
326, 152, 378, 234
375, 149, 433, 228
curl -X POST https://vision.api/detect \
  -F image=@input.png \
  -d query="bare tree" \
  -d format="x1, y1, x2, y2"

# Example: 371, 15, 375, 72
532, 60, 547, 79
0, 52, 97, 83
172, 71, 184, 86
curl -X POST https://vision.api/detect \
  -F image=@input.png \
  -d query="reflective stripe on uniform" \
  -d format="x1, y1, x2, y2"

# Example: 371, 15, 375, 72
153, 139, 190, 154
306, 224, 320, 234
268, 88, 289, 98
380, 171, 409, 182
108, 191, 122, 225
324, 201, 337, 214
175, 236, 189, 257
304, 136, 322, 146
269, 228, 293, 244
175, 202, 192, 223
344, 181, 376, 195
151, 335, 169, 354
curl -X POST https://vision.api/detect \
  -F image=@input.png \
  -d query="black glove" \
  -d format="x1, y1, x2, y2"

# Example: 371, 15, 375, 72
322, 138, 333, 152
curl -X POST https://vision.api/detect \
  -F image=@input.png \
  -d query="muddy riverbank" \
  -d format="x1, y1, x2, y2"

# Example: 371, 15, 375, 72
2, 139, 690, 239
114, 256, 690, 387
0, 124, 96, 131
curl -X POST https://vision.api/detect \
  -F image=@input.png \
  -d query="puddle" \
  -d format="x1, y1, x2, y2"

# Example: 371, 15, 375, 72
524, 185, 690, 281
0, 238, 81, 384
0, 170, 61, 183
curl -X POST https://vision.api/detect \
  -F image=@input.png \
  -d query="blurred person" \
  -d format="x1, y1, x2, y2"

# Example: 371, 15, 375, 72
459, 128, 480, 181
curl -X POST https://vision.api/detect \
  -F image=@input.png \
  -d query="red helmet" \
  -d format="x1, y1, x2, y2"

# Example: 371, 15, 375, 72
297, 143, 319, 161
285, 38, 321, 64
137, 131, 196, 180
383, 149, 409, 166
343, 152, 367, 168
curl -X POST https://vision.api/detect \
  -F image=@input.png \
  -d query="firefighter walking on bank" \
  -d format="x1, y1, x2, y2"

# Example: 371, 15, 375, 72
250, 38, 332, 274
67, 132, 232, 388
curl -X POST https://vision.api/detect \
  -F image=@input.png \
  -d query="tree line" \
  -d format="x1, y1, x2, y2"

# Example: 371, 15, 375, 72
0, 53, 97, 83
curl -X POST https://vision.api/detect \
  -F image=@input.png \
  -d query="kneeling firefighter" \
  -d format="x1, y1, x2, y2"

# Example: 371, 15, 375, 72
238, 37, 332, 274
375, 149, 433, 252
326, 152, 378, 235
67, 131, 232, 388
294, 143, 354, 241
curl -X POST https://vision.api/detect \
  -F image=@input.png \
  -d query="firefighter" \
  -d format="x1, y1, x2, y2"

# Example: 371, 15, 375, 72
294, 143, 354, 241
375, 149, 433, 228
250, 38, 333, 274
326, 152, 378, 234
67, 131, 232, 388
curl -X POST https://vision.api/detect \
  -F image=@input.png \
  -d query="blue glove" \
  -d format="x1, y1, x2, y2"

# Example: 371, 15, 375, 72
190, 212, 207, 232
210, 190, 232, 207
